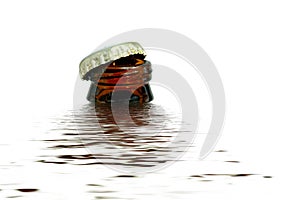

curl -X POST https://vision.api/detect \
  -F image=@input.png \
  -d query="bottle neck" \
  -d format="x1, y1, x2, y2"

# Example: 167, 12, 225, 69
93, 61, 152, 90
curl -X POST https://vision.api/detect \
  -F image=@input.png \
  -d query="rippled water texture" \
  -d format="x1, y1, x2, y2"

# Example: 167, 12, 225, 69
0, 103, 272, 199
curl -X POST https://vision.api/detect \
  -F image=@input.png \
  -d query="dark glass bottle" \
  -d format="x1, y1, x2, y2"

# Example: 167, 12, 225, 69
79, 42, 154, 104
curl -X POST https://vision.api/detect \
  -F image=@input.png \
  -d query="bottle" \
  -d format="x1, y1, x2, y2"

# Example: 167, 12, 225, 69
79, 42, 154, 103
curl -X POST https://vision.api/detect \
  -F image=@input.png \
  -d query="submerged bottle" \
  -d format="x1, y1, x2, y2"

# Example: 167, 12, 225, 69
79, 42, 154, 103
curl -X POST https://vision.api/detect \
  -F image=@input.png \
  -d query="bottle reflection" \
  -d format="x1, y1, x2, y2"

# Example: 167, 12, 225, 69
38, 98, 200, 174
77, 103, 173, 150
39, 102, 185, 172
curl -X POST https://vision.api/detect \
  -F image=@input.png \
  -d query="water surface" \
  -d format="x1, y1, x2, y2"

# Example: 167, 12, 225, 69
0, 103, 271, 199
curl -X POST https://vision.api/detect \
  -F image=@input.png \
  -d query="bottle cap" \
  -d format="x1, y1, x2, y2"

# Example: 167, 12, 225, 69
79, 42, 146, 80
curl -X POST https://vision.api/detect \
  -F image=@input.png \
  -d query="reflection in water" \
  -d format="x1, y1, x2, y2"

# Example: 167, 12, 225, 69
73, 103, 191, 172
16, 189, 39, 193
38, 102, 272, 174
0, 103, 272, 199
39, 102, 198, 173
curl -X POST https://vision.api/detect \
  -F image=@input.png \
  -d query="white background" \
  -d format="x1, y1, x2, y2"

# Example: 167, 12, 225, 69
0, 0, 300, 199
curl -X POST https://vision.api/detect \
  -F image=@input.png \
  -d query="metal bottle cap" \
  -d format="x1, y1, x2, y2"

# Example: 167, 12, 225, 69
79, 42, 146, 80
